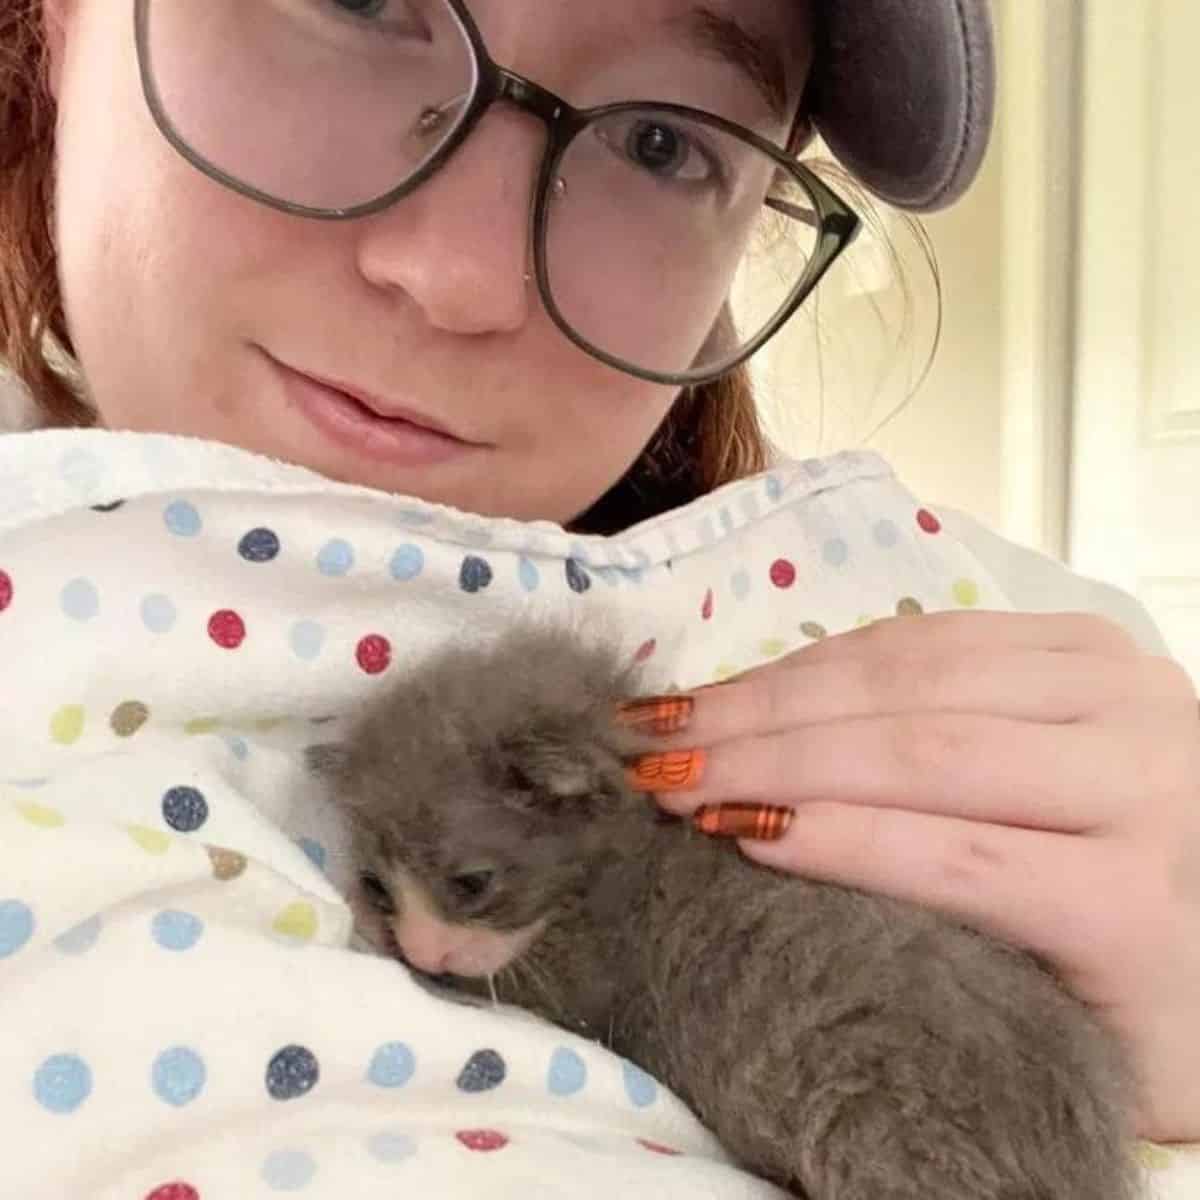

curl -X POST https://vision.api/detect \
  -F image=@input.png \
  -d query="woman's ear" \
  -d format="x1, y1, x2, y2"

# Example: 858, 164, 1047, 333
41, 0, 74, 101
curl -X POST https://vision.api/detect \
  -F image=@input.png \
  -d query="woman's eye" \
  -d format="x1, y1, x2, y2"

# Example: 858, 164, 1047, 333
359, 872, 395, 914
450, 869, 497, 907
622, 120, 721, 187
331, 0, 387, 16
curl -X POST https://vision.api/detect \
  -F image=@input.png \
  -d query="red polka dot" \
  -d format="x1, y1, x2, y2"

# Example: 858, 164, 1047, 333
0, 570, 11, 613
456, 1129, 510, 1152
701, 589, 714, 621
637, 1138, 682, 1156
769, 559, 797, 589
917, 509, 942, 535
634, 639, 657, 664
207, 610, 246, 649
144, 1184, 199, 1200
356, 634, 392, 675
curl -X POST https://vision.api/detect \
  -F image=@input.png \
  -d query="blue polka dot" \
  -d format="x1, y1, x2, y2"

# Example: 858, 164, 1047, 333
622, 1059, 658, 1108
765, 474, 784, 501
459, 556, 493, 594
368, 1042, 416, 1089
54, 914, 102, 956
239, 528, 281, 563
59, 448, 103, 500
731, 569, 752, 600
367, 1131, 417, 1163
262, 1149, 317, 1191
152, 910, 204, 951
266, 1045, 320, 1101
141, 593, 178, 634
152, 1046, 207, 1107
518, 556, 540, 593
0, 899, 34, 957
457, 1048, 506, 1092
290, 620, 326, 662
164, 500, 202, 537
162, 786, 209, 832
823, 538, 850, 568
389, 545, 425, 582
224, 735, 250, 761
33, 1053, 92, 1114
316, 539, 355, 577
61, 578, 100, 622
297, 838, 326, 871
547, 1047, 587, 1096
874, 519, 901, 549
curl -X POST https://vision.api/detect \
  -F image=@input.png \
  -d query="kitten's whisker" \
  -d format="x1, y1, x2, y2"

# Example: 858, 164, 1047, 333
487, 972, 499, 1007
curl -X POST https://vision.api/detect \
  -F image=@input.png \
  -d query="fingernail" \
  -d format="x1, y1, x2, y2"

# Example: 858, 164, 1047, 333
694, 803, 793, 841
615, 695, 695, 737
627, 749, 707, 792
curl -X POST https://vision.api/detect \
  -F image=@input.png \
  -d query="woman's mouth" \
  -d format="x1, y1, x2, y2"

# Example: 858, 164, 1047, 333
263, 349, 483, 469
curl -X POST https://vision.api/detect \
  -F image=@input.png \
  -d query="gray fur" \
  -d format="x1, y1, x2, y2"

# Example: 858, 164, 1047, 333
309, 627, 1143, 1198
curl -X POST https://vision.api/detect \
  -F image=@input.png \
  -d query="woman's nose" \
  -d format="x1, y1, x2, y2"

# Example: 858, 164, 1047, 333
353, 106, 545, 335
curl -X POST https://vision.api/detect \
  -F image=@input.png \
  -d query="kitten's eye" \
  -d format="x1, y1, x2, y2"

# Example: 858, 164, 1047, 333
450, 868, 496, 907
360, 872, 395, 915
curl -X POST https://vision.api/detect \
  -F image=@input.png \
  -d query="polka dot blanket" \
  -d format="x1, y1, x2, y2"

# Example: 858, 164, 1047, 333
0, 428, 1191, 1198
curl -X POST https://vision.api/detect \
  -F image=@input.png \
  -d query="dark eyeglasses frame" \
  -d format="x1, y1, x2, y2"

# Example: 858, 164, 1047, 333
133, 0, 861, 386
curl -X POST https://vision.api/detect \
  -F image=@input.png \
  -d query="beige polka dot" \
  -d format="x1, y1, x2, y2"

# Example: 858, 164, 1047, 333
954, 578, 982, 608
127, 825, 171, 855
184, 717, 221, 736
712, 663, 738, 683
854, 615, 875, 629
800, 622, 829, 641
896, 597, 925, 617
1135, 1142, 1176, 1171
16, 802, 65, 828
50, 705, 85, 746
206, 845, 248, 881
272, 901, 318, 943
759, 639, 788, 659
111, 700, 150, 738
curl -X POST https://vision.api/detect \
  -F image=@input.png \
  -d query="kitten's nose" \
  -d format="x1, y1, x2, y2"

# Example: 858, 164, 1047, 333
400, 944, 451, 976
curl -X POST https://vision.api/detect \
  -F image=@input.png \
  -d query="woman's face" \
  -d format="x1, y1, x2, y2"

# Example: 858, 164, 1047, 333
44, 0, 812, 523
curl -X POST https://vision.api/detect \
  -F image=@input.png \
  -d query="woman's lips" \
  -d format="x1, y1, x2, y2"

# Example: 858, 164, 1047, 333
266, 352, 482, 469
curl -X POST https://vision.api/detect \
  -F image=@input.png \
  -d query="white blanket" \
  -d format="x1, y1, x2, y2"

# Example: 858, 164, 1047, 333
0, 429, 1190, 1198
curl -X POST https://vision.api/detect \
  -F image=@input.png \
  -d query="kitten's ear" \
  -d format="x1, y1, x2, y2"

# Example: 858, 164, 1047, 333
305, 742, 352, 782
500, 739, 627, 818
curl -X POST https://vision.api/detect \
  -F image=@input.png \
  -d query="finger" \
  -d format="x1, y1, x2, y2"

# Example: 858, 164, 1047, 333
737, 800, 1131, 969
644, 715, 1150, 833
621, 646, 1155, 754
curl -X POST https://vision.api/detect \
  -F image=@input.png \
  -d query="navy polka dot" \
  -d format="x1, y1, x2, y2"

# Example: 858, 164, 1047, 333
565, 559, 591, 594
266, 1045, 320, 1101
368, 1042, 415, 1089
33, 1053, 92, 1114
151, 910, 205, 952
239, 528, 281, 563
457, 1049, 506, 1093
459, 556, 493, 594
0, 899, 34, 957
162, 786, 209, 832
152, 1046, 207, 1107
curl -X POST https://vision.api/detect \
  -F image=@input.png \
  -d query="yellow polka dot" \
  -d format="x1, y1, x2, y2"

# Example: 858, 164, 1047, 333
800, 622, 829, 640
111, 700, 150, 738
184, 717, 221, 736
254, 717, 286, 734
854, 615, 875, 629
1135, 1142, 1176, 1170
759, 639, 789, 659
206, 845, 248, 882
953, 578, 981, 608
50, 705, 85, 746
712, 663, 738, 683
16, 802, 65, 828
896, 597, 925, 617
272, 901, 318, 943
128, 825, 171, 855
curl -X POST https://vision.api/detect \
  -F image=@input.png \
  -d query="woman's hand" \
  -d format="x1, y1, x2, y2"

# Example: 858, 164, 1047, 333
620, 612, 1200, 1143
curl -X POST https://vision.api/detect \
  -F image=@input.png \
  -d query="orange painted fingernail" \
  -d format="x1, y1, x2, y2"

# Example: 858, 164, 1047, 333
615, 695, 695, 737
627, 749, 707, 792
694, 803, 794, 841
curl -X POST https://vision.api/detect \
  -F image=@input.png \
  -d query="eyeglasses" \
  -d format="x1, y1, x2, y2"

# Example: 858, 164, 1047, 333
133, 0, 861, 386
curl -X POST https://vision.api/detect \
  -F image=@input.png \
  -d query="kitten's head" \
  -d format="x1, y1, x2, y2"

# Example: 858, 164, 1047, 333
307, 683, 640, 979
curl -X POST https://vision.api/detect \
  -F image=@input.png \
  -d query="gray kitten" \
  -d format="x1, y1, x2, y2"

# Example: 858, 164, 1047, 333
308, 627, 1143, 1199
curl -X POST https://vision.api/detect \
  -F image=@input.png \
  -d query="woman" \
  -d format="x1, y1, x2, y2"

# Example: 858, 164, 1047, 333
1, 1, 1199, 1195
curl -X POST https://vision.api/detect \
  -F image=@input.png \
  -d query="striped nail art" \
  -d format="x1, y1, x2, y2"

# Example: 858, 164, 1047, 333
615, 695, 695, 737
694, 803, 794, 841
627, 749, 707, 792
